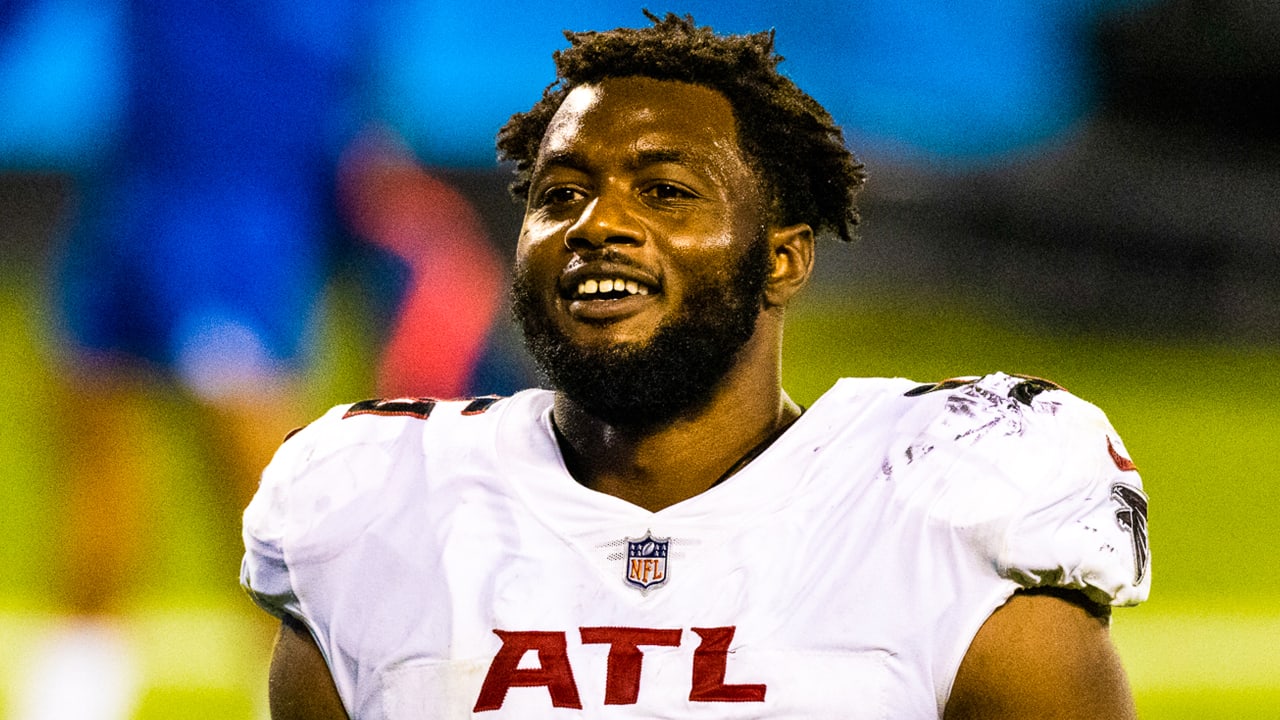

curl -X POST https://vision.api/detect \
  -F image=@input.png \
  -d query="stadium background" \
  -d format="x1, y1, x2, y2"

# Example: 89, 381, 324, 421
1, 1, 1277, 717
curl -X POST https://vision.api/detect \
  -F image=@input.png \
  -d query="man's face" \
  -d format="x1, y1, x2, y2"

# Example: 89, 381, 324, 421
511, 77, 775, 426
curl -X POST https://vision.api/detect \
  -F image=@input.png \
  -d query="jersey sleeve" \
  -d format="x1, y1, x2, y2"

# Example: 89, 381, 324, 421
996, 386, 1150, 606
239, 405, 334, 620
896, 373, 1150, 607
239, 402, 400, 620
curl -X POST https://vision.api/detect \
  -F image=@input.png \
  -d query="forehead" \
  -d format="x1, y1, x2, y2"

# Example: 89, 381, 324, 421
535, 77, 750, 174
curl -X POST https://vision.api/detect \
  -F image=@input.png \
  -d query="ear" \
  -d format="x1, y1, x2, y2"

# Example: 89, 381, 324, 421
763, 223, 814, 307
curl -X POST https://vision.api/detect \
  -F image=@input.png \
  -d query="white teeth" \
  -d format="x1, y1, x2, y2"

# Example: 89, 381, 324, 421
574, 276, 653, 298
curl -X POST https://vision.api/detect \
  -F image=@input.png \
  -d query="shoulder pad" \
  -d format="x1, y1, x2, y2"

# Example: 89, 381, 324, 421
893, 372, 1150, 605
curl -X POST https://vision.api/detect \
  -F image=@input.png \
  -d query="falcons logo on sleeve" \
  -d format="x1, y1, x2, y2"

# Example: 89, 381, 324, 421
1111, 483, 1149, 585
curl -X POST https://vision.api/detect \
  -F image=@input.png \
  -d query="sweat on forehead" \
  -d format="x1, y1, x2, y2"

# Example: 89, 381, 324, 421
538, 80, 746, 157
529, 78, 763, 205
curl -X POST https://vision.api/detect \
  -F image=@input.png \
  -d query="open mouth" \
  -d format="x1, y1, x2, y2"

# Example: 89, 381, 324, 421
559, 265, 661, 322
572, 276, 653, 300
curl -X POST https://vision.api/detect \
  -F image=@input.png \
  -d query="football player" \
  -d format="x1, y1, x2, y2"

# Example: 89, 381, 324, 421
243, 12, 1149, 719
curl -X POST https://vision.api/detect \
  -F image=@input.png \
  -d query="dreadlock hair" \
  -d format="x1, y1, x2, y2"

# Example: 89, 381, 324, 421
497, 11, 867, 242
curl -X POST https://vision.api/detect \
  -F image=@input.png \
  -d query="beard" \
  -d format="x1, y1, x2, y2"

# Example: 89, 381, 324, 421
511, 234, 773, 430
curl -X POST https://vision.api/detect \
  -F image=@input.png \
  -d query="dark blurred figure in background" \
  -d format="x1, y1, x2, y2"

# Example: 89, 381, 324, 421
17, 4, 362, 718
1, 2, 520, 718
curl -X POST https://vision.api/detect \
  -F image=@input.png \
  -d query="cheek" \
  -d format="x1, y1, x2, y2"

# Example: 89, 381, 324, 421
516, 221, 558, 266
514, 225, 535, 261
661, 217, 738, 253
661, 211, 759, 260
661, 247, 734, 296
513, 226, 569, 296
668, 191, 762, 251
518, 211, 574, 251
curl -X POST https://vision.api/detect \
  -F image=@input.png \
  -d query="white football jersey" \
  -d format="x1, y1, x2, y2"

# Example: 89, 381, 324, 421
241, 373, 1150, 719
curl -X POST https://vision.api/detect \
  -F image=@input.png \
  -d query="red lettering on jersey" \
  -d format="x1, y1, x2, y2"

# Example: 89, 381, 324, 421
689, 626, 767, 703
473, 630, 583, 711
580, 627, 682, 705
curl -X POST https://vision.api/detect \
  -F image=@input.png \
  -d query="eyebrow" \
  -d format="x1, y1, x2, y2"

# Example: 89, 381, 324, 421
630, 148, 691, 168
536, 147, 697, 175
535, 149, 591, 175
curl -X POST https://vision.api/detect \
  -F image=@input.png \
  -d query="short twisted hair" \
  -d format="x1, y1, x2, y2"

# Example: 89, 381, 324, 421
497, 11, 866, 242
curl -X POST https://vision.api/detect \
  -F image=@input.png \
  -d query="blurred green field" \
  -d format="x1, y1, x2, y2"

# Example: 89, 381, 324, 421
2, 277, 1278, 718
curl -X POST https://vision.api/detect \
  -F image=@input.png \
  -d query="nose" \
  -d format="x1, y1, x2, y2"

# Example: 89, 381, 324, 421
564, 190, 644, 250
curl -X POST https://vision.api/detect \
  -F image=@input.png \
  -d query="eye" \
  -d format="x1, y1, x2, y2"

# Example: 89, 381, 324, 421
537, 185, 586, 208
642, 183, 696, 201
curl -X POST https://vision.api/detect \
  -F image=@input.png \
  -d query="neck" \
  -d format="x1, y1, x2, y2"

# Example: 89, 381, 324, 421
551, 326, 800, 512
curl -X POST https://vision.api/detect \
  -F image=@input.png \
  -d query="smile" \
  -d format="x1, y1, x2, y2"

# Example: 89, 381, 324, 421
573, 276, 653, 300
560, 262, 662, 304
560, 267, 661, 323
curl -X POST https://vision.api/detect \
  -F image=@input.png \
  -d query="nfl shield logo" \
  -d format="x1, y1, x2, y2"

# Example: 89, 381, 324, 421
624, 531, 670, 592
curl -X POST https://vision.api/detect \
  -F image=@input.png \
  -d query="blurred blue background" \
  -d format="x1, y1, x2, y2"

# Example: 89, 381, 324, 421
2, 1, 1277, 718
